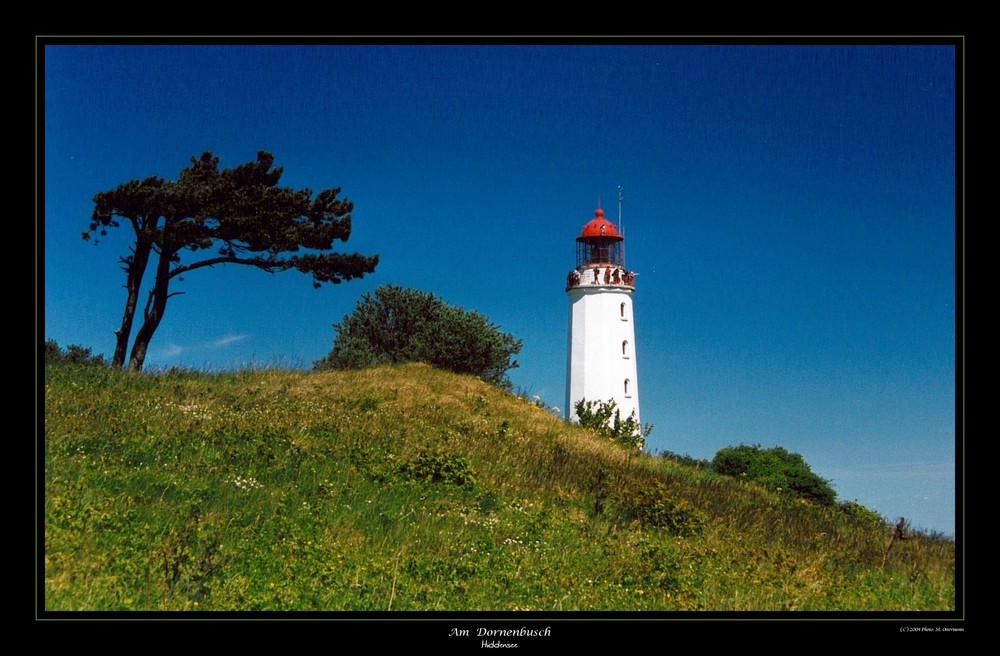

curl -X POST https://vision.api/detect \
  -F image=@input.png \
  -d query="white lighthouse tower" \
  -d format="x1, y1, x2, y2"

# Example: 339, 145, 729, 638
565, 204, 640, 425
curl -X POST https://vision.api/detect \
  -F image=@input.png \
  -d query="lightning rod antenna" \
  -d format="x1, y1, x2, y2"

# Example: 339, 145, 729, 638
618, 186, 624, 264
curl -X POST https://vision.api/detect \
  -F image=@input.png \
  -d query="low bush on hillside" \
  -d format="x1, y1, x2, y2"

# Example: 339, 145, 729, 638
612, 481, 706, 536
399, 450, 478, 488
659, 450, 712, 470
711, 443, 837, 506
839, 500, 888, 527
574, 398, 652, 451
44, 339, 107, 367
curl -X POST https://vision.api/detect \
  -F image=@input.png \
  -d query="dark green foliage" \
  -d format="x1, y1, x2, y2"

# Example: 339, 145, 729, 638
574, 398, 652, 451
840, 500, 888, 527
44, 339, 107, 366
86, 151, 378, 372
633, 542, 684, 590
314, 285, 522, 387
157, 506, 225, 602
399, 450, 477, 488
659, 449, 711, 470
612, 481, 705, 536
711, 444, 837, 506
477, 490, 501, 515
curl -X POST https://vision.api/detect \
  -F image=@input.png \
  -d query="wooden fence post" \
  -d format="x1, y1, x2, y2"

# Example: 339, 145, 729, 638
881, 516, 908, 569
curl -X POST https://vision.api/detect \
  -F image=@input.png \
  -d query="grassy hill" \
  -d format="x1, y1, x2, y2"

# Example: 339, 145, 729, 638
43, 362, 954, 612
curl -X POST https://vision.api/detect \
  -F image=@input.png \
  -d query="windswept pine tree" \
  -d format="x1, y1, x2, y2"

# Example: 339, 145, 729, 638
85, 151, 378, 371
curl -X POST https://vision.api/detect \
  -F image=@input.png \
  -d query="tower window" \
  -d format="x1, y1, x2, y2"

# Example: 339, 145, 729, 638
624, 378, 631, 396
622, 340, 629, 358
620, 302, 628, 320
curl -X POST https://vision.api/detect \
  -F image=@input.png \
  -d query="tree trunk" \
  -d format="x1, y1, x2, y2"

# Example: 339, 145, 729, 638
127, 239, 172, 372
112, 239, 152, 368
128, 286, 167, 372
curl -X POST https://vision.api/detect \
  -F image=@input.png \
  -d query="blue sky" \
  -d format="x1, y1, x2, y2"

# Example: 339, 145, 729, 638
42, 42, 959, 536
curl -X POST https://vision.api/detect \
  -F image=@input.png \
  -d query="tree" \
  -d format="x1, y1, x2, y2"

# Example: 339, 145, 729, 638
85, 151, 378, 371
313, 285, 522, 387
574, 398, 652, 451
710, 443, 837, 506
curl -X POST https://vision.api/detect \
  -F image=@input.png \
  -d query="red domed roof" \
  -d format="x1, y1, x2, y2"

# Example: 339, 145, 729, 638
579, 208, 621, 240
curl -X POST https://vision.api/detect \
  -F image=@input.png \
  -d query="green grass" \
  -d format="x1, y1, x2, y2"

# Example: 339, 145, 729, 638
43, 362, 955, 611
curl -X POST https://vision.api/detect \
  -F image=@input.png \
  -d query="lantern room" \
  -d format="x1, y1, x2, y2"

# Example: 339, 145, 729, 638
576, 208, 624, 268
565, 201, 641, 428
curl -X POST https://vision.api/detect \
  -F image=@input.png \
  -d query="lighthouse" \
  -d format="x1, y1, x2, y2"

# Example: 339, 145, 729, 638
565, 205, 640, 426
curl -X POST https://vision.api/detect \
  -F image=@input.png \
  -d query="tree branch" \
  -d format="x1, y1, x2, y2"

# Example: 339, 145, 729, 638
143, 288, 154, 321
169, 255, 283, 279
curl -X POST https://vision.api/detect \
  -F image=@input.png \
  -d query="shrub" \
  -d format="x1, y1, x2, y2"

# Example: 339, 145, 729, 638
44, 339, 107, 366
399, 450, 477, 488
613, 481, 705, 536
840, 500, 887, 527
711, 444, 837, 506
659, 450, 711, 470
574, 398, 652, 450
314, 285, 522, 387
